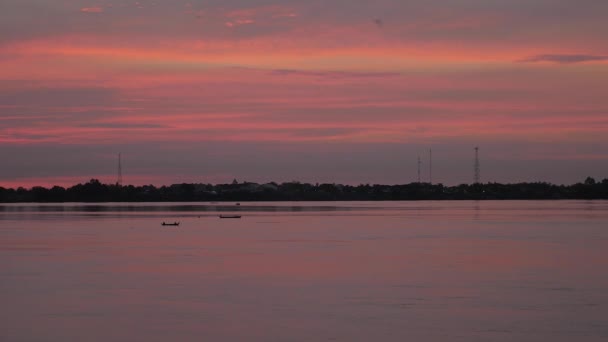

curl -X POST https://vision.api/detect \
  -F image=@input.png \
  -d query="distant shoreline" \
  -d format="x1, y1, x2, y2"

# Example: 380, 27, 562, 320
1, 178, 607, 202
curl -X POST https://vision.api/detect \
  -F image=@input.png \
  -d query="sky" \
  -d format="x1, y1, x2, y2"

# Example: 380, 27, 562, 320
1, 0, 607, 188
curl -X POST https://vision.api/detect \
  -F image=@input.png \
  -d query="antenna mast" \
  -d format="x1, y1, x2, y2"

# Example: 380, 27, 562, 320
429, 148, 433, 184
417, 155, 422, 183
117, 152, 123, 186
474, 147, 480, 184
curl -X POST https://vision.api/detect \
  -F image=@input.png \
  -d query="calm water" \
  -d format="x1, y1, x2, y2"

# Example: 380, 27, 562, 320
1, 201, 608, 341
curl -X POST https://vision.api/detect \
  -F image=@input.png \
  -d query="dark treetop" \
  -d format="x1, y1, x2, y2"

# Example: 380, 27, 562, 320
1, 177, 607, 202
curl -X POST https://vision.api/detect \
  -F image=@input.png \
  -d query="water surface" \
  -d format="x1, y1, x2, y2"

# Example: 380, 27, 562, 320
1, 201, 608, 341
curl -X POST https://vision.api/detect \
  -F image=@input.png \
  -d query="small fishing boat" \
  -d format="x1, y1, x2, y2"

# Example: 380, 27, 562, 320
219, 215, 241, 219
162, 222, 180, 226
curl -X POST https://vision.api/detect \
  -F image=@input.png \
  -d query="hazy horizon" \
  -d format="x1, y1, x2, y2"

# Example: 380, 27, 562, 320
1, 173, 604, 191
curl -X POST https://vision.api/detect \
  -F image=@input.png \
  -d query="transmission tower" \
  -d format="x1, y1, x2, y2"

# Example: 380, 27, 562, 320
117, 152, 123, 186
474, 147, 480, 184
417, 155, 422, 183
429, 148, 433, 184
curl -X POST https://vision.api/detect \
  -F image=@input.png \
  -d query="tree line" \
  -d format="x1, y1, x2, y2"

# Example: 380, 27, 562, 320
1, 177, 607, 202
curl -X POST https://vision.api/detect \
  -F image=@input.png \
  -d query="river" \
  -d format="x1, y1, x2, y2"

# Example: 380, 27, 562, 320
1, 201, 607, 341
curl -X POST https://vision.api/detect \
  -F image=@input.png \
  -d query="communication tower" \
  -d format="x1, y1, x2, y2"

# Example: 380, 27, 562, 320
417, 155, 422, 183
117, 152, 123, 186
429, 148, 433, 184
474, 147, 480, 184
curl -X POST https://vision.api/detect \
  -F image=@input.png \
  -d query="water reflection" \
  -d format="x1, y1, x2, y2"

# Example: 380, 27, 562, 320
1, 201, 608, 341
473, 200, 481, 220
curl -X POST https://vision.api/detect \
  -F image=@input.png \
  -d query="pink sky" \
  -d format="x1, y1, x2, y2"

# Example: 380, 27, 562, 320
1, 0, 607, 188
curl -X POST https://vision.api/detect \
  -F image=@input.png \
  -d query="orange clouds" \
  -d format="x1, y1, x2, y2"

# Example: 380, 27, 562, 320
80, 7, 103, 13
2, 37, 607, 149
1, 1, 608, 187
0, 36, 529, 81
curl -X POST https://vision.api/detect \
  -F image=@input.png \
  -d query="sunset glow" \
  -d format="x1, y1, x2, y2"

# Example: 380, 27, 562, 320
2, 0, 607, 187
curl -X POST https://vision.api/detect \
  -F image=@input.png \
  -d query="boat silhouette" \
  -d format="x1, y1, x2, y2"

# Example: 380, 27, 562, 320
219, 215, 241, 219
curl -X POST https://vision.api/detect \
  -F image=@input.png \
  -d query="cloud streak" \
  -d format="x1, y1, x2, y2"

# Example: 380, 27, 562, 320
270, 69, 401, 79
518, 54, 608, 64
80, 7, 104, 14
